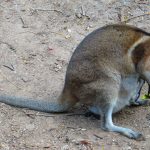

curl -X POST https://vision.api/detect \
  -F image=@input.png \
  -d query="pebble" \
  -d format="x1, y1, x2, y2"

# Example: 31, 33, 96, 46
61, 145, 69, 150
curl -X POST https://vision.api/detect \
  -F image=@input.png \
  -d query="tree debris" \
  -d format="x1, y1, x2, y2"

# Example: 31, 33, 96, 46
3, 64, 15, 71
31, 8, 63, 15
122, 12, 150, 23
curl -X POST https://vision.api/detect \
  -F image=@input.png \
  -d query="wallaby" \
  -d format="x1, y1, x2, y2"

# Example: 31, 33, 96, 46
0, 24, 150, 140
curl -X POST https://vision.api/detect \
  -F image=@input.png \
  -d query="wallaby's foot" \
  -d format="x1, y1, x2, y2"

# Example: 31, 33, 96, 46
100, 104, 145, 140
130, 99, 150, 106
102, 123, 145, 140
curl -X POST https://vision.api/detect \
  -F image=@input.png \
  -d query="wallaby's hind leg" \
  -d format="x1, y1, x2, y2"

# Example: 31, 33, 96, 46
100, 103, 145, 140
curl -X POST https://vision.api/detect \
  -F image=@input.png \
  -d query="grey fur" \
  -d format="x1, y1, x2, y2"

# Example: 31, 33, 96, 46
0, 95, 70, 112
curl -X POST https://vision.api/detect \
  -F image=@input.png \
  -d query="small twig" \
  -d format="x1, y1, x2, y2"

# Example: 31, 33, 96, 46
64, 112, 85, 116
0, 41, 16, 52
3, 64, 15, 71
19, 16, 28, 28
122, 12, 150, 23
24, 144, 51, 149
13, 1, 28, 28
25, 113, 35, 119
18, 31, 35, 34
23, 112, 56, 118
48, 31, 67, 39
67, 126, 78, 129
22, 111, 85, 118
32, 8, 63, 15
81, 6, 85, 16
93, 134, 103, 139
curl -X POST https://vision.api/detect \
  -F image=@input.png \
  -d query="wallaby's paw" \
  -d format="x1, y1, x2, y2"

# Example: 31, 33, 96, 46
130, 99, 150, 106
124, 129, 145, 141
135, 134, 145, 141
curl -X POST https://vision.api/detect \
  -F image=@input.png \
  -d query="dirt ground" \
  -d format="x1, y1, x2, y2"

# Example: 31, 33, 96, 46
0, 0, 150, 149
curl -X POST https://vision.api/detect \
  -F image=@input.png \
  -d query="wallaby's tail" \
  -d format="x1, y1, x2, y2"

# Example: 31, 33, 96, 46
0, 95, 71, 113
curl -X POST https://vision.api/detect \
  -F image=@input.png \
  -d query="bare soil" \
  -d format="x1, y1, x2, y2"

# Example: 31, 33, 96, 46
0, 0, 150, 149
